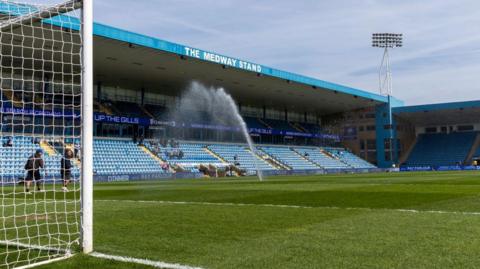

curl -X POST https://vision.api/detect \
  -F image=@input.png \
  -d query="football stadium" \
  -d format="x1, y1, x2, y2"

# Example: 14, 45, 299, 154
1, 1, 480, 268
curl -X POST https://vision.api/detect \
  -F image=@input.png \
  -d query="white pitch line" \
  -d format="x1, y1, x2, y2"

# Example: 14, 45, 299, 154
96, 199, 480, 216
90, 252, 204, 269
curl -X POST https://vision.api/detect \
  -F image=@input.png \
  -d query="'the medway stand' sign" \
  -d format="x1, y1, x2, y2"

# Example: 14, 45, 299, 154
184, 47, 262, 73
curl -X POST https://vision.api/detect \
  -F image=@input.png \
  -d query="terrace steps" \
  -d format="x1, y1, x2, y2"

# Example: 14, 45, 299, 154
40, 140, 58, 156
203, 147, 229, 164
94, 101, 113, 115
140, 145, 175, 172
292, 122, 308, 133
245, 148, 278, 170
399, 136, 418, 165
258, 148, 291, 170
289, 122, 305, 133
2, 88, 23, 107
465, 133, 480, 164
140, 106, 156, 118
258, 118, 272, 129
291, 148, 323, 169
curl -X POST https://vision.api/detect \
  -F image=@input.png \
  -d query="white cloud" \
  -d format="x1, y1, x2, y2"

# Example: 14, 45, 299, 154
31, 0, 480, 105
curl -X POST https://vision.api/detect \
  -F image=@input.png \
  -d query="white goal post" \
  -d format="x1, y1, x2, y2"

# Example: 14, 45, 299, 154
0, 0, 93, 268
81, 0, 93, 256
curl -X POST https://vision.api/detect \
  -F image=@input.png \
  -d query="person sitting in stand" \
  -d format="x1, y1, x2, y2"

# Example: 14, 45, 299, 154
74, 143, 80, 158
161, 162, 169, 172
3, 137, 13, 147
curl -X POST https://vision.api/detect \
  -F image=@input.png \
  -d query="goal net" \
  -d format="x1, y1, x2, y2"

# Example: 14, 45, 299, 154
0, 0, 91, 268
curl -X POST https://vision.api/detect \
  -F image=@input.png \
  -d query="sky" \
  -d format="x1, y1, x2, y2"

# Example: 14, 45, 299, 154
38, 0, 480, 105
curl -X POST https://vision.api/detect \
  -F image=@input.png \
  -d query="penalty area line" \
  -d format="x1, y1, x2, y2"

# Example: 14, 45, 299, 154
90, 252, 204, 269
96, 199, 480, 216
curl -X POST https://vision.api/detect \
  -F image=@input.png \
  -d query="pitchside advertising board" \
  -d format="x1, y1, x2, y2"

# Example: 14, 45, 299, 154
2, 107, 340, 139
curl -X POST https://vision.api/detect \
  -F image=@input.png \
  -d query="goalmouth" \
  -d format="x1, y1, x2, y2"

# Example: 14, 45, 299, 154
0, 0, 92, 268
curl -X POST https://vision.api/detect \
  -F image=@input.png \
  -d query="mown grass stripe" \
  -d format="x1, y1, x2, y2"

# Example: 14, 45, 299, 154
95, 199, 480, 216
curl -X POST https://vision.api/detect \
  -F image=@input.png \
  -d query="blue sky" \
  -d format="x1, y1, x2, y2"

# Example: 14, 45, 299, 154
40, 0, 480, 105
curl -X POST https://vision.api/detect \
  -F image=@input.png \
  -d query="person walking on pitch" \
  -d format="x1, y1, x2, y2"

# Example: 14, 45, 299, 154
24, 149, 45, 193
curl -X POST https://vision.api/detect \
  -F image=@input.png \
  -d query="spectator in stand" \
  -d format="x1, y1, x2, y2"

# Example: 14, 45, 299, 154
138, 135, 145, 146
178, 150, 184, 159
3, 137, 13, 147
161, 162, 169, 172
152, 144, 160, 155
160, 138, 167, 148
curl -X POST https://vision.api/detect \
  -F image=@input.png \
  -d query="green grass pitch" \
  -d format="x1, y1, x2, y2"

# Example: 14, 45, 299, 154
19, 171, 480, 268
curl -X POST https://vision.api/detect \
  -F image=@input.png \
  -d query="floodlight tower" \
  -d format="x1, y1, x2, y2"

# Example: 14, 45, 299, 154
372, 33, 402, 167
372, 33, 402, 96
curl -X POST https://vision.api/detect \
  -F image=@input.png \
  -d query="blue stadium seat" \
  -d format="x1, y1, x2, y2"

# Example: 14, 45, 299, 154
323, 148, 375, 169
93, 139, 166, 175
406, 132, 478, 166
259, 146, 319, 170
294, 147, 352, 169
144, 142, 225, 172
0, 136, 80, 179
208, 144, 275, 173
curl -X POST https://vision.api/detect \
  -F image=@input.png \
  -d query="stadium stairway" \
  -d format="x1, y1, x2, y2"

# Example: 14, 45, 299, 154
257, 147, 291, 170
140, 106, 156, 119
203, 147, 229, 164
294, 147, 351, 169
258, 118, 272, 129
207, 144, 276, 174
40, 140, 58, 156
288, 122, 305, 133
261, 153, 289, 170
245, 148, 278, 170
326, 148, 375, 169
291, 148, 323, 169
93, 100, 113, 115
399, 136, 418, 165
321, 149, 337, 160
203, 147, 241, 176
140, 145, 175, 172
319, 149, 355, 168
466, 133, 480, 164
259, 146, 319, 170
2, 88, 23, 108
291, 122, 308, 133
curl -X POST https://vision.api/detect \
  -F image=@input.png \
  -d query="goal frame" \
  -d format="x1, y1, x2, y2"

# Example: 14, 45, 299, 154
0, 0, 93, 266
80, 0, 93, 255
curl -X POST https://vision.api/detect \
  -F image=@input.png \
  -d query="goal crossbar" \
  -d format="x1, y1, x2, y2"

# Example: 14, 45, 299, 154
0, 0, 82, 31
